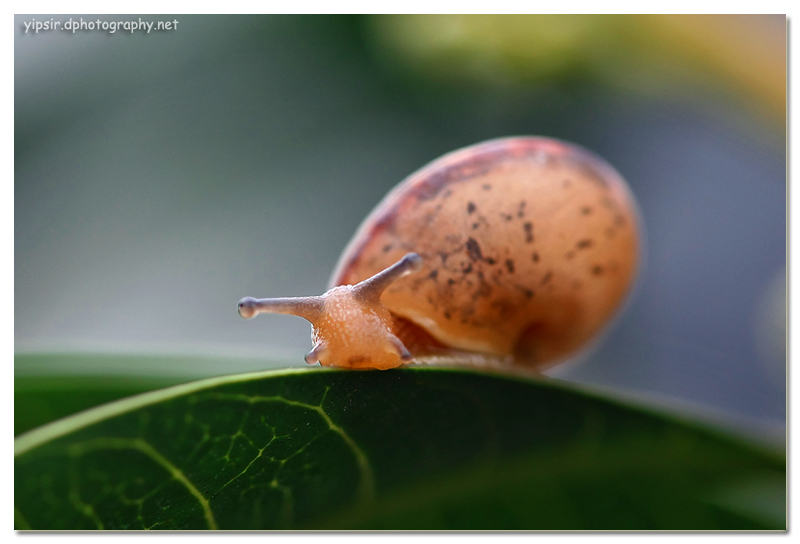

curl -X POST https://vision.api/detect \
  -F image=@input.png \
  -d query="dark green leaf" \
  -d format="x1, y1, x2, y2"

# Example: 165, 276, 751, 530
15, 366, 785, 530
14, 353, 291, 435
15, 375, 182, 436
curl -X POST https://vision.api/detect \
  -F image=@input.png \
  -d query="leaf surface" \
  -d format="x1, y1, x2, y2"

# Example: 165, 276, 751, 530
15, 365, 785, 530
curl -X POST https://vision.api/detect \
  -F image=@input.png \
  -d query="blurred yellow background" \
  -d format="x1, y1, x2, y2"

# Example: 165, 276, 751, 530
369, 15, 785, 127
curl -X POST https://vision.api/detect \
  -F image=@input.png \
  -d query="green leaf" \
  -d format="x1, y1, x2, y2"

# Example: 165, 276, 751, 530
15, 366, 785, 530
14, 352, 291, 435
15, 375, 184, 436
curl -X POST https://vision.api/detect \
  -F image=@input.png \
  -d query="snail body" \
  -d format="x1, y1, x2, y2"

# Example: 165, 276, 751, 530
239, 137, 640, 371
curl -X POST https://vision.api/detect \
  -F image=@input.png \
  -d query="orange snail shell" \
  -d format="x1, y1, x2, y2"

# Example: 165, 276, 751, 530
329, 137, 641, 370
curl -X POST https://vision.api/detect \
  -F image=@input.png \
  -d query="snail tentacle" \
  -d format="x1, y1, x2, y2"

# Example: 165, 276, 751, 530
353, 252, 423, 303
387, 334, 413, 361
237, 295, 323, 322
305, 342, 328, 365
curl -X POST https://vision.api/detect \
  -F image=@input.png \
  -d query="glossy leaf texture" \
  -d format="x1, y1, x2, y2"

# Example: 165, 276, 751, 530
15, 366, 785, 530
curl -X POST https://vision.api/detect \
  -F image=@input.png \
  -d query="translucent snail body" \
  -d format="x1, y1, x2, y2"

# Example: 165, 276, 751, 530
239, 137, 641, 371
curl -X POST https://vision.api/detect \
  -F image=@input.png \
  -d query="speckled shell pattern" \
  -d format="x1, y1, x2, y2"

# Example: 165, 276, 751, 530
330, 137, 640, 369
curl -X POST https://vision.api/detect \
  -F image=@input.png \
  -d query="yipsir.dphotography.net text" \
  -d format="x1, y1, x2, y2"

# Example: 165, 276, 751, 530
21, 17, 179, 35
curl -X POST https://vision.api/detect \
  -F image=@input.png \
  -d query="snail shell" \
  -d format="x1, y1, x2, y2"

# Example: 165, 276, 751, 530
240, 137, 641, 371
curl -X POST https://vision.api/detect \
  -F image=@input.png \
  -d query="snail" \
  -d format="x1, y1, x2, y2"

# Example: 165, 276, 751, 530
239, 137, 640, 371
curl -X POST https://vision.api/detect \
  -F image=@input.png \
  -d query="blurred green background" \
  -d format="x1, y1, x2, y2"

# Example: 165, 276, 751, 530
15, 15, 785, 427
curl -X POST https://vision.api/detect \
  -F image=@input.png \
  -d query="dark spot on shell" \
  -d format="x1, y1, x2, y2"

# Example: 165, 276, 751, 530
505, 259, 515, 273
501, 213, 513, 221
438, 251, 450, 265
565, 251, 575, 260
447, 278, 456, 286
581, 206, 592, 215
444, 310, 452, 319
541, 271, 553, 285
517, 201, 526, 218
348, 355, 367, 365
572, 280, 583, 290
472, 271, 493, 301
471, 216, 489, 231
467, 202, 476, 214
428, 269, 439, 280
576, 239, 593, 249
462, 263, 473, 274
485, 257, 496, 265
532, 252, 539, 263
515, 284, 534, 298
482, 184, 492, 190
382, 244, 393, 253
443, 189, 452, 198
591, 265, 605, 276
465, 237, 484, 262
614, 214, 626, 226
523, 222, 534, 243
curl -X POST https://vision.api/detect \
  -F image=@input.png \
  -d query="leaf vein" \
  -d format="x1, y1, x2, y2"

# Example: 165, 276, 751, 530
206, 392, 376, 504
68, 437, 218, 530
